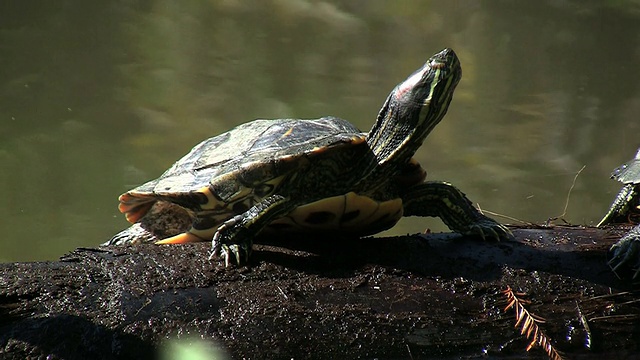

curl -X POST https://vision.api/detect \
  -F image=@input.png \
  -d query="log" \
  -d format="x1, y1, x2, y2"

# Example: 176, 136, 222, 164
1, 226, 639, 359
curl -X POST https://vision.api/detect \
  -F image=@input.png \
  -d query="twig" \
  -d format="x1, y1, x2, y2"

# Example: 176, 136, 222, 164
589, 314, 640, 322
547, 165, 586, 225
480, 207, 537, 226
276, 286, 289, 300
588, 291, 632, 300
576, 301, 592, 349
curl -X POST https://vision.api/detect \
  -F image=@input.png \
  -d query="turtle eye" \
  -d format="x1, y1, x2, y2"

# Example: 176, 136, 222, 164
429, 59, 446, 70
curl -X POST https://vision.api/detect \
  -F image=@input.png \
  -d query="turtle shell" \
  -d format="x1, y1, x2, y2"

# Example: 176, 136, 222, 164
612, 147, 640, 184
118, 116, 367, 228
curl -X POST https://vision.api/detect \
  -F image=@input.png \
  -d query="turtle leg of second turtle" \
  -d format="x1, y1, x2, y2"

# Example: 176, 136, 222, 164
609, 225, 640, 279
597, 184, 640, 227
401, 181, 512, 241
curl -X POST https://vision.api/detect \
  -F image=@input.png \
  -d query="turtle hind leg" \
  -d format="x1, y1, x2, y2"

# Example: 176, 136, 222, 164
109, 200, 194, 246
401, 181, 512, 241
155, 210, 225, 244
104, 223, 159, 246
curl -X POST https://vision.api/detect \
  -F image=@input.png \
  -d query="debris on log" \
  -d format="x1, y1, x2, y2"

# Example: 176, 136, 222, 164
1, 226, 639, 359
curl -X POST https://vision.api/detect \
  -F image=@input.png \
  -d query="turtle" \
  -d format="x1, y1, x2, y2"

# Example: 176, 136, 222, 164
106, 48, 512, 266
598, 147, 640, 278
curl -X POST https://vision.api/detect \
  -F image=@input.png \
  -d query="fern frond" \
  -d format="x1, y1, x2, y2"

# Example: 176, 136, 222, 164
502, 286, 563, 360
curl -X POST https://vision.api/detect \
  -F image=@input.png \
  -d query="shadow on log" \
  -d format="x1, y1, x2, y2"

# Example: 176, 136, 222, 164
1, 225, 639, 359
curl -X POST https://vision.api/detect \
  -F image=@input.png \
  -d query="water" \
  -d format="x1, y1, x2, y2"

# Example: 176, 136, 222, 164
2, 1, 640, 262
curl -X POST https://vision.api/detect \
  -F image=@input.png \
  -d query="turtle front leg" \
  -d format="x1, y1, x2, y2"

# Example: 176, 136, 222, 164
209, 194, 296, 266
401, 181, 512, 240
597, 184, 639, 226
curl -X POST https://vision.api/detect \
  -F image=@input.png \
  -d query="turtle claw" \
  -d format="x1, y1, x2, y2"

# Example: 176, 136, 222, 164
466, 219, 512, 242
608, 228, 640, 279
469, 224, 486, 240
208, 215, 253, 266
220, 243, 252, 267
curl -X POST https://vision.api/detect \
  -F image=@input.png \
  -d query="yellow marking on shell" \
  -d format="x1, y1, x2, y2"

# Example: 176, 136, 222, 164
311, 135, 365, 154
365, 198, 403, 228
271, 192, 403, 233
185, 175, 288, 238
197, 185, 253, 210
117, 193, 156, 223
288, 195, 345, 228
196, 186, 222, 210
342, 192, 380, 225
187, 214, 225, 240
280, 154, 296, 162
282, 126, 294, 138
258, 175, 287, 195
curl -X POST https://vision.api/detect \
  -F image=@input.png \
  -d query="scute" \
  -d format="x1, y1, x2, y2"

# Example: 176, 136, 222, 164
251, 119, 362, 153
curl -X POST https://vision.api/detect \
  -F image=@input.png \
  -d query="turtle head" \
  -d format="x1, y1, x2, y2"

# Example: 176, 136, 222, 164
367, 48, 462, 166
394, 48, 462, 127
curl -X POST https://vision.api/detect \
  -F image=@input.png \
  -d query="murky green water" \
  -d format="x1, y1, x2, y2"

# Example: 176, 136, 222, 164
2, 1, 640, 262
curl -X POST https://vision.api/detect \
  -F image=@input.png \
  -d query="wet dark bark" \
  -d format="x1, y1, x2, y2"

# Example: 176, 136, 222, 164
1, 226, 639, 359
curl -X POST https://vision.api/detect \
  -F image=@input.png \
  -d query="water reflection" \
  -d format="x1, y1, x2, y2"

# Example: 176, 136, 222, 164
1, 1, 640, 261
